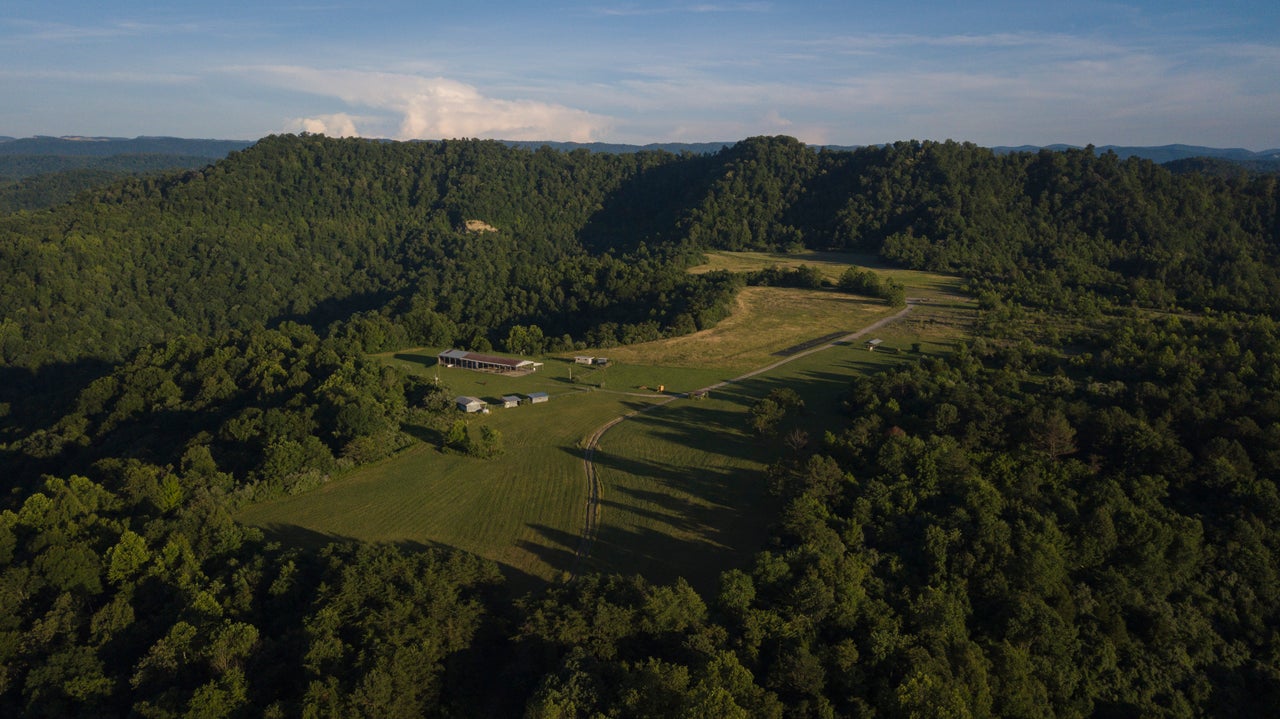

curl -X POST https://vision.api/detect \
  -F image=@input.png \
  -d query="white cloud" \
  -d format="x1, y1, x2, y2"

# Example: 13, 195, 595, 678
243, 66, 613, 141
287, 112, 361, 137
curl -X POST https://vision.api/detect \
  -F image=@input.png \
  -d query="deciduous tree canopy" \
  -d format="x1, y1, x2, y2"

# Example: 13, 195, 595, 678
2, 134, 1279, 716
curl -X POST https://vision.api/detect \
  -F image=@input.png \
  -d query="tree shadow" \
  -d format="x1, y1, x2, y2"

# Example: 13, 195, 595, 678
402, 422, 445, 448
393, 352, 439, 369
255, 522, 366, 551
255, 521, 550, 591
577, 151, 724, 254
0, 357, 114, 439
520, 523, 584, 584
560, 352, 929, 590
267, 288, 401, 330
563, 434, 776, 594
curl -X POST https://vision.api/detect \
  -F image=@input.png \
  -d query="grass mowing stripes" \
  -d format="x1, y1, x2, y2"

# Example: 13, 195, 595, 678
583, 393, 775, 592
237, 388, 665, 587
237, 252, 975, 590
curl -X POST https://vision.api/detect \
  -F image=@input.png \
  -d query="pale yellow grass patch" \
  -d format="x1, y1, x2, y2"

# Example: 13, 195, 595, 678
598, 286, 893, 373
689, 250, 960, 298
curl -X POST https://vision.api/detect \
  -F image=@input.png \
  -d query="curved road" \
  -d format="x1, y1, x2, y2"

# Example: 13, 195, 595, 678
568, 301, 917, 578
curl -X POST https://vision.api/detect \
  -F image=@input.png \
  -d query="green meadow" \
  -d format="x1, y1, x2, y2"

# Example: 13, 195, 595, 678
237, 252, 974, 590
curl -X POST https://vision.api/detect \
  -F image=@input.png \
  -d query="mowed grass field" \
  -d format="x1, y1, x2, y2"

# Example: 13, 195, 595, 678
236, 250, 975, 591
589, 287, 894, 375
576, 253, 973, 589
236, 375, 667, 587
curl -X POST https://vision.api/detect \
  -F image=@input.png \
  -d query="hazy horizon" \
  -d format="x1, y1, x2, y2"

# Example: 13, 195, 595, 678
3, 1, 1278, 150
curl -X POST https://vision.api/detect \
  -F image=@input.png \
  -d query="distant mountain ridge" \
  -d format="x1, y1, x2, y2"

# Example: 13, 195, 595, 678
511, 139, 1280, 163
3, 134, 1277, 163
991, 142, 1280, 163
0, 135, 252, 157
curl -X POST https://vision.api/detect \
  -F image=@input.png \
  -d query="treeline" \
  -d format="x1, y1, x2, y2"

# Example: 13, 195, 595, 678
743, 264, 905, 306
8, 322, 440, 503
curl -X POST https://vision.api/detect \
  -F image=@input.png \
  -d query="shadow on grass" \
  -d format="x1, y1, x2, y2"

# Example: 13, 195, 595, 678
587, 521, 764, 596
254, 522, 550, 591
562, 434, 776, 594
562, 351, 932, 590
393, 352, 439, 369
520, 523, 583, 582
402, 422, 445, 447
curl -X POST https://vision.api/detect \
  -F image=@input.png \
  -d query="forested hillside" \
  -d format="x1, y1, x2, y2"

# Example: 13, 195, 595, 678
2, 134, 1279, 717
4, 135, 1277, 371
0, 136, 749, 370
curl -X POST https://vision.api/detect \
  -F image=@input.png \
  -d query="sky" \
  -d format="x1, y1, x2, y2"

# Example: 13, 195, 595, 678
2, 1, 1278, 149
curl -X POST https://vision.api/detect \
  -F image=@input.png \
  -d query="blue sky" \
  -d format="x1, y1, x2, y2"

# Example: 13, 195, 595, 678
2, 1, 1277, 148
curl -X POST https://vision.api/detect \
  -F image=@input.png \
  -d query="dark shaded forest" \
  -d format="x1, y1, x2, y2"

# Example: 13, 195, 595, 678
2, 134, 1279, 717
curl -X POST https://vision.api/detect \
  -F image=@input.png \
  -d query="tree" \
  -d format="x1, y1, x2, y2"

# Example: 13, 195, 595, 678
504, 324, 546, 356
749, 399, 785, 435
476, 425, 503, 458
444, 419, 472, 454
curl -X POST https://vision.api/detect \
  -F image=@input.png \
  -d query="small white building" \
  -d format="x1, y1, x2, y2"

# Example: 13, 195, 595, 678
500, 395, 521, 408
456, 396, 486, 413
574, 356, 595, 365
526, 392, 549, 404
865, 338, 884, 351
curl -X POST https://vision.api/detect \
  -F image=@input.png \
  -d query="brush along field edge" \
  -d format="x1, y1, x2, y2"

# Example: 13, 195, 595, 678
569, 300, 918, 578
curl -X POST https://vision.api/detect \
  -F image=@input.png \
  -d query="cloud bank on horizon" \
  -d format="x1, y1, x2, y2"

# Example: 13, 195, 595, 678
1, 1, 1277, 149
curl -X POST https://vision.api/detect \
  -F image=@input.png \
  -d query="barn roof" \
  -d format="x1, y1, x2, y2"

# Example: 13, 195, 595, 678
438, 348, 540, 369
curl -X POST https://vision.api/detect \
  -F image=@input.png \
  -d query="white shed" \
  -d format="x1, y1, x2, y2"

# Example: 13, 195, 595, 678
455, 396, 486, 413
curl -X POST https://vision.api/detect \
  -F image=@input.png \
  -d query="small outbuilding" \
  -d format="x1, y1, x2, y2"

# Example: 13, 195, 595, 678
526, 392, 549, 404
865, 338, 884, 351
592, 357, 610, 366
500, 395, 521, 409
456, 396, 486, 413
574, 356, 595, 365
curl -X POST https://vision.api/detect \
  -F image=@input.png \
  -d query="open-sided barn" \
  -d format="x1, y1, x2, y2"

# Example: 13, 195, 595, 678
438, 349, 543, 374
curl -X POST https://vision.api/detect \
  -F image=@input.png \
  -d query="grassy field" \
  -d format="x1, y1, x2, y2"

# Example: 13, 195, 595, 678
584, 287, 896, 375
580, 309, 969, 591
236, 251, 975, 591
236, 383, 667, 587
689, 249, 959, 296
582, 393, 775, 589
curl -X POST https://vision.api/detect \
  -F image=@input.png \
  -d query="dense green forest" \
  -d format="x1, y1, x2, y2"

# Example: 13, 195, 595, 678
0, 165, 219, 214
2, 134, 1279, 716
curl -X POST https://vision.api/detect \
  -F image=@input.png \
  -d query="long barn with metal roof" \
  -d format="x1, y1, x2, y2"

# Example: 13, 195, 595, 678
437, 348, 544, 374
